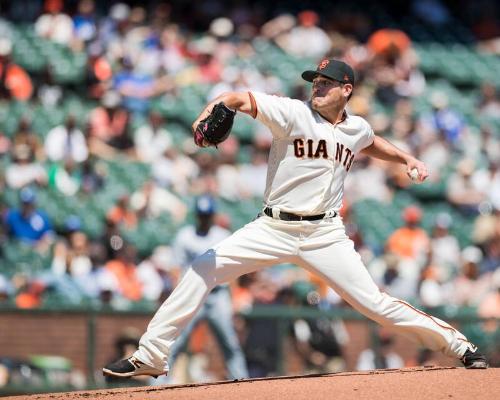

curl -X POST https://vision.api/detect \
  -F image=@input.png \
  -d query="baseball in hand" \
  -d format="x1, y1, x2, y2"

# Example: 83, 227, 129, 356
410, 168, 421, 183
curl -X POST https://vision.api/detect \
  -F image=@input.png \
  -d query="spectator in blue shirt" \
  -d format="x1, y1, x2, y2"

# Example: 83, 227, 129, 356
4, 187, 54, 252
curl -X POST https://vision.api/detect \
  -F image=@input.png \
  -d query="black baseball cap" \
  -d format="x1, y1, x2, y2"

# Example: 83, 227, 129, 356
302, 59, 355, 86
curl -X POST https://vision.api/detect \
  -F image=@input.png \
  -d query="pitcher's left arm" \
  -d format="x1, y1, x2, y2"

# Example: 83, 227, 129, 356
361, 135, 429, 183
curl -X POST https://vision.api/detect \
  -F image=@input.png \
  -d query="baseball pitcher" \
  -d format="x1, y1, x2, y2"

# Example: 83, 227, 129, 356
103, 58, 488, 378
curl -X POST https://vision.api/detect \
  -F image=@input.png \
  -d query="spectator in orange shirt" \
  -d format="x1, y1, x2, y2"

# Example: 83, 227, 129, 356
0, 38, 33, 101
386, 205, 430, 264
106, 245, 143, 302
107, 194, 138, 229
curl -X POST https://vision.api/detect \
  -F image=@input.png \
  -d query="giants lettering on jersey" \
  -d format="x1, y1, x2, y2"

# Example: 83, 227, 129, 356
335, 143, 355, 171
293, 139, 354, 171
293, 138, 328, 159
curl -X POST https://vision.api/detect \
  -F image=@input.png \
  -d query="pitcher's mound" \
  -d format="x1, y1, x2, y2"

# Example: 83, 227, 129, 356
6, 367, 499, 400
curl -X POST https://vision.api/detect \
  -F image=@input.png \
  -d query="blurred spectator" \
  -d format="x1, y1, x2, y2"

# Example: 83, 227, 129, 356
51, 216, 92, 279
36, 66, 63, 108
73, 0, 97, 44
11, 118, 44, 162
386, 205, 430, 264
80, 156, 106, 194
15, 280, 46, 309
369, 252, 419, 301
473, 207, 500, 247
238, 147, 268, 198
411, 0, 451, 25
290, 283, 346, 373
105, 245, 143, 302
48, 160, 81, 196
429, 213, 461, 280
423, 92, 465, 145
0, 275, 14, 303
106, 195, 138, 229
35, 0, 74, 47
479, 126, 500, 165
89, 91, 129, 142
0, 38, 33, 101
99, 219, 124, 260
356, 333, 404, 370
279, 11, 331, 58
477, 269, 500, 333
85, 45, 113, 99
44, 115, 89, 164
6, 143, 47, 189
136, 246, 178, 302
130, 180, 187, 223
446, 159, 487, 215
152, 147, 199, 194
134, 111, 173, 163
113, 56, 166, 114
4, 188, 54, 250
449, 246, 491, 306
419, 264, 447, 308
480, 238, 500, 275
478, 83, 500, 118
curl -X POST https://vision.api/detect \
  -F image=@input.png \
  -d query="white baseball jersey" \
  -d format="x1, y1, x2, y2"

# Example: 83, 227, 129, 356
251, 91, 374, 215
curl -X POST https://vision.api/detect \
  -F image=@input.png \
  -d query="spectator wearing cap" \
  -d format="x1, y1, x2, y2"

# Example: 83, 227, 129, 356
450, 246, 491, 306
166, 195, 249, 381
386, 205, 430, 264
0, 38, 33, 101
4, 188, 54, 251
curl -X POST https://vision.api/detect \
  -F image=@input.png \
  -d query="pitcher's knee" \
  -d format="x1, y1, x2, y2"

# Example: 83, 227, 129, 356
361, 291, 396, 319
191, 250, 218, 289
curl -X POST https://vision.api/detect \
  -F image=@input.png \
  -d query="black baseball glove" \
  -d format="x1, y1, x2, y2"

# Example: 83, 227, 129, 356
194, 102, 236, 147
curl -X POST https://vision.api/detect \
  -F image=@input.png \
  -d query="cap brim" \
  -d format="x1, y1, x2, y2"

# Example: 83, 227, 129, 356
301, 70, 319, 82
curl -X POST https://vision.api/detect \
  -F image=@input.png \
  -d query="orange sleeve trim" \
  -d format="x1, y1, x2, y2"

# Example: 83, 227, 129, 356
248, 91, 258, 119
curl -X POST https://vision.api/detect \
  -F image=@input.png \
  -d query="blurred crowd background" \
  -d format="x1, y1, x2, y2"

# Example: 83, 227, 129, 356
0, 0, 499, 391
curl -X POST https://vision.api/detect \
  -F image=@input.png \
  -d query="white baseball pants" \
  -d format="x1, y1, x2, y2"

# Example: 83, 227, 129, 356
135, 214, 473, 372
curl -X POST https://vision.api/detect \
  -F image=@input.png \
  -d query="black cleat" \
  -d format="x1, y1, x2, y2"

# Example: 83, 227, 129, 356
461, 349, 488, 369
102, 356, 166, 378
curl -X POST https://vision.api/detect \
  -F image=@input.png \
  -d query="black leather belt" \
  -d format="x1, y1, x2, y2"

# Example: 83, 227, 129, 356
263, 207, 336, 221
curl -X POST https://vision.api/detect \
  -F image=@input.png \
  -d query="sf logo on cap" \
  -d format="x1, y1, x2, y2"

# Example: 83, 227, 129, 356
318, 59, 329, 70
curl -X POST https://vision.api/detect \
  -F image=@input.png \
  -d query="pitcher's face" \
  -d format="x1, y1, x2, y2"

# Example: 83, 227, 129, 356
311, 76, 352, 112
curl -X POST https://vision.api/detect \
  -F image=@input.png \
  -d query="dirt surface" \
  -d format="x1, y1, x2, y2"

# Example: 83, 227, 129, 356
6, 367, 499, 400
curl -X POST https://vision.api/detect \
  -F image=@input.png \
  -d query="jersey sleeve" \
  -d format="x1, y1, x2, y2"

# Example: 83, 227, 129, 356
358, 121, 375, 151
249, 91, 297, 139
